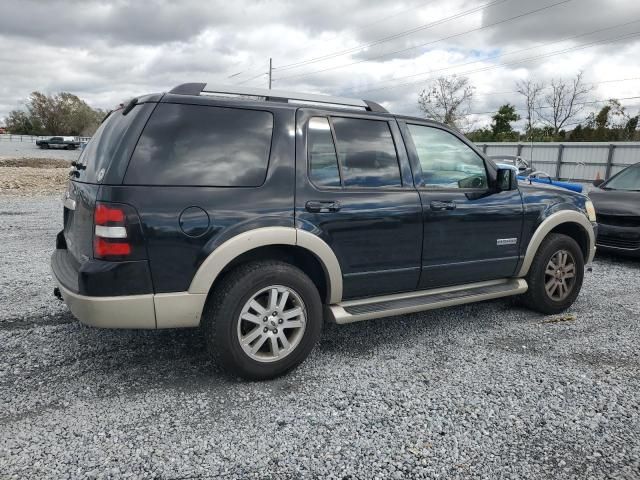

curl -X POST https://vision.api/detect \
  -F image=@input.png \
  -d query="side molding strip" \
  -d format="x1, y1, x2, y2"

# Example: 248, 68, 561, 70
188, 227, 343, 304
517, 210, 596, 278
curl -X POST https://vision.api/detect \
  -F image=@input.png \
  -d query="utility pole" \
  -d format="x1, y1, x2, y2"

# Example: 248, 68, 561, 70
268, 58, 272, 90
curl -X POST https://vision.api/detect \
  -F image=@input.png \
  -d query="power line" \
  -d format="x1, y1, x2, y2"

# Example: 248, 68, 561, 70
236, 70, 269, 86
353, 29, 640, 94
274, 0, 509, 72
227, 0, 438, 84
274, 0, 571, 81
355, 18, 640, 93
390, 76, 640, 109
467, 95, 640, 116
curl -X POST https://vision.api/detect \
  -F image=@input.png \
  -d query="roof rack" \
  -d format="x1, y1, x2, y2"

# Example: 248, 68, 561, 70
169, 83, 388, 113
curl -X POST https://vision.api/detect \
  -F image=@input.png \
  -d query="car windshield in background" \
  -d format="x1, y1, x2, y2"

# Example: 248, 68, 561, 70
602, 163, 640, 191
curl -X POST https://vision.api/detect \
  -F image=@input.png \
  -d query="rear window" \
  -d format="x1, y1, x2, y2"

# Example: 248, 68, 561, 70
76, 104, 151, 183
124, 103, 274, 187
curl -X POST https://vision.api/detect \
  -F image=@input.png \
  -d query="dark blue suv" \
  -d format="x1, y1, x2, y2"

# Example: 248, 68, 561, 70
52, 83, 597, 379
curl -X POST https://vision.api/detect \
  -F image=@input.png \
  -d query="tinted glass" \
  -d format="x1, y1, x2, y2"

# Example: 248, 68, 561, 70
308, 117, 341, 187
125, 103, 273, 187
408, 124, 488, 189
76, 104, 150, 183
603, 163, 640, 191
332, 117, 401, 187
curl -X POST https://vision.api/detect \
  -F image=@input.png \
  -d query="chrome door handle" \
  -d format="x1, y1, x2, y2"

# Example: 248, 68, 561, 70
430, 200, 456, 211
306, 201, 342, 213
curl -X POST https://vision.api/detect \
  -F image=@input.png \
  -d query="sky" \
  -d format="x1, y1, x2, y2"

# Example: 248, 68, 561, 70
1, 0, 639, 130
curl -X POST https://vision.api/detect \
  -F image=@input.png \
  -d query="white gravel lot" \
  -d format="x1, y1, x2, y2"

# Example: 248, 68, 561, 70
1, 194, 639, 479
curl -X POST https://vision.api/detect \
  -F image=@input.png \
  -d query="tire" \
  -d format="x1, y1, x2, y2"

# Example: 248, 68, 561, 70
520, 233, 584, 315
201, 261, 323, 380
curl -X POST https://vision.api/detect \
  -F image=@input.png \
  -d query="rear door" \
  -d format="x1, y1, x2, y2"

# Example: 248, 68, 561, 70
399, 121, 523, 289
295, 108, 423, 300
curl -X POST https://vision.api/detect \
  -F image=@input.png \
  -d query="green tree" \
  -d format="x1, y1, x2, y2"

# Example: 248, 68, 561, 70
4, 109, 39, 135
491, 104, 520, 140
3, 91, 105, 136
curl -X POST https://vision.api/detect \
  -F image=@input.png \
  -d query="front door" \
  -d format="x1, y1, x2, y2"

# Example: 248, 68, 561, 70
295, 109, 423, 300
399, 121, 523, 289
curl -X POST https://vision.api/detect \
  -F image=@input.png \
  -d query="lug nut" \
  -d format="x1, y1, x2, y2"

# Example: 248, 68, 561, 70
272, 311, 277, 316
263, 317, 268, 322
263, 327, 268, 333
273, 329, 278, 334
278, 319, 283, 324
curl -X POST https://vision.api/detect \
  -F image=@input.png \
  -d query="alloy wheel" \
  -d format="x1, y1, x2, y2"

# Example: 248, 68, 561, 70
544, 249, 576, 301
236, 285, 307, 363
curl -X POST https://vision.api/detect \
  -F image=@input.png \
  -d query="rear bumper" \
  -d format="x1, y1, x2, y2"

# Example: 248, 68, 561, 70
596, 223, 640, 257
51, 241, 206, 329
56, 281, 157, 329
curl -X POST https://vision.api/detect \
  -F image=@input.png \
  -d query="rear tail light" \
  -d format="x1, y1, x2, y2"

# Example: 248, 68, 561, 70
93, 202, 145, 260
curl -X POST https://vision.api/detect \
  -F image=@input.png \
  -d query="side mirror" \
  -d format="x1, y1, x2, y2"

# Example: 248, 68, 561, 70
593, 178, 605, 187
496, 167, 517, 191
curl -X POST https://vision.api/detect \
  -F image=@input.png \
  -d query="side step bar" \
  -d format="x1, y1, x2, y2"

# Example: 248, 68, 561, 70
327, 278, 528, 324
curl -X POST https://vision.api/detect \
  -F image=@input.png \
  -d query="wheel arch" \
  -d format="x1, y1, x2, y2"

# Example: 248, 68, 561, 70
517, 210, 595, 278
188, 227, 343, 304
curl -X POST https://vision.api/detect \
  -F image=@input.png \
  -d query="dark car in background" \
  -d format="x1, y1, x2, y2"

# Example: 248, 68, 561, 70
590, 162, 640, 257
36, 136, 80, 149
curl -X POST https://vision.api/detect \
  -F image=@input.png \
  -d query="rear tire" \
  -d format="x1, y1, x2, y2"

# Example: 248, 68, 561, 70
520, 233, 584, 315
201, 261, 323, 380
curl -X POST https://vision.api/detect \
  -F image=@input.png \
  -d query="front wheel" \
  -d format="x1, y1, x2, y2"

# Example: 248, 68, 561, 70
201, 261, 323, 380
520, 233, 585, 315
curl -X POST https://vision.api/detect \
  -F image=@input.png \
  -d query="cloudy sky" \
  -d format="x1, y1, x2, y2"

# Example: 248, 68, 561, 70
1, 0, 639, 129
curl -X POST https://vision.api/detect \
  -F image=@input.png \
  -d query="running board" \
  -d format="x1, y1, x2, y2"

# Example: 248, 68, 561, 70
327, 278, 528, 324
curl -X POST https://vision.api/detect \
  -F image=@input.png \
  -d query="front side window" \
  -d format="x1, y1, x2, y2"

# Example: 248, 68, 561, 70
125, 103, 273, 187
407, 124, 488, 189
308, 117, 340, 187
603, 163, 640, 191
331, 117, 401, 188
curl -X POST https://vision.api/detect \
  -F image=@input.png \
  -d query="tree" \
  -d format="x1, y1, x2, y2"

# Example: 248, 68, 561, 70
516, 79, 544, 135
418, 76, 474, 129
4, 109, 38, 135
491, 104, 520, 140
624, 115, 639, 140
576, 99, 638, 141
3, 91, 106, 136
537, 72, 592, 135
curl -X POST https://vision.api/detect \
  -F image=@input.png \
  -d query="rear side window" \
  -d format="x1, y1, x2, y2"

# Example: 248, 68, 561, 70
125, 103, 273, 187
331, 117, 401, 188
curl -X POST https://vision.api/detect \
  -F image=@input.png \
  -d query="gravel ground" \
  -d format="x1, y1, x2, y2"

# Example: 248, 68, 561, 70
1, 194, 639, 479
0, 141, 79, 194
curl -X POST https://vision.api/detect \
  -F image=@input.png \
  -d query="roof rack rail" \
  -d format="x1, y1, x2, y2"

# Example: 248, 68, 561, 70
168, 83, 388, 113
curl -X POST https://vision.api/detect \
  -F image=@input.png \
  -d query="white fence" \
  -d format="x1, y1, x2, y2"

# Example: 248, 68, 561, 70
0, 134, 92, 143
477, 142, 640, 181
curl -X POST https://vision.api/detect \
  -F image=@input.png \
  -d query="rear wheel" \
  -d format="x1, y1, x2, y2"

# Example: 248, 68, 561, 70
521, 233, 584, 315
202, 261, 323, 380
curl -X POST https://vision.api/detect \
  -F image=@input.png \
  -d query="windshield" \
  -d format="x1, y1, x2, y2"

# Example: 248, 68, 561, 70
602, 163, 640, 191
